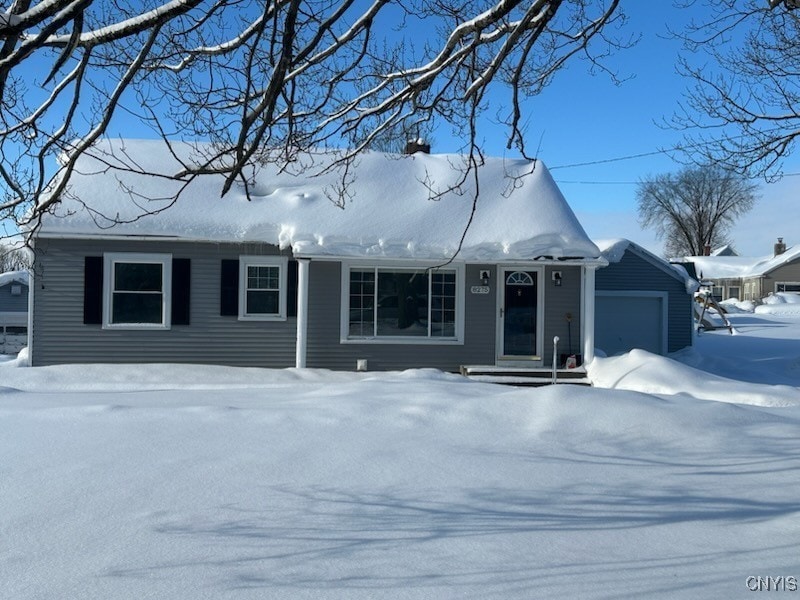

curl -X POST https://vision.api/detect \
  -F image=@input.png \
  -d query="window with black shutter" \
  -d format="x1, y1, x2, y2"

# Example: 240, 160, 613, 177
83, 256, 103, 324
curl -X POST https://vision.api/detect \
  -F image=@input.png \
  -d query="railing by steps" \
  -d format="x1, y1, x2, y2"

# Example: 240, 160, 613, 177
552, 336, 559, 385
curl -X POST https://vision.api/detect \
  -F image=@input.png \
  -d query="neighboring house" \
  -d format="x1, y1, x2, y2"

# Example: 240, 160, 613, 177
0, 270, 29, 354
29, 139, 608, 371
595, 240, 697, 357
683, 238, 800, 302
710, 244, 738, 257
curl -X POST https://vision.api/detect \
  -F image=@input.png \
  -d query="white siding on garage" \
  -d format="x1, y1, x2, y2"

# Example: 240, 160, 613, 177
595, 291, 668, 356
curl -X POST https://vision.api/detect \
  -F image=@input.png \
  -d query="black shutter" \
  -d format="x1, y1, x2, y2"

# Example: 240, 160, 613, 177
220, 259, 239, 316
287, 259, 299, 317
171, 258, 191, 325
83, 256, 103, 324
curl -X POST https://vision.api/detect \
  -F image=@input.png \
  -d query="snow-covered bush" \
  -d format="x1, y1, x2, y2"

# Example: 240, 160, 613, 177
761, 292, 800, 305
755, 293, 800, 314
719, 298, 755, 313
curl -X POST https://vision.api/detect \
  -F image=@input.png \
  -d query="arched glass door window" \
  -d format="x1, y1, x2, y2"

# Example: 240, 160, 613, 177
503, 270, 537, 357
506, 271, 534, 286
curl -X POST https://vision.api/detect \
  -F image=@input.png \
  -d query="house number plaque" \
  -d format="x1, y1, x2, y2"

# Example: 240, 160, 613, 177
470, 286, 490, 294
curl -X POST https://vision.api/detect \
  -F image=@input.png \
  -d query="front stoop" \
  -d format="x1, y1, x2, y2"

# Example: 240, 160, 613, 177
460, 365, 592, 387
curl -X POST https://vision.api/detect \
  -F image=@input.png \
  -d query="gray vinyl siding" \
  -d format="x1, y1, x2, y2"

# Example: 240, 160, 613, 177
0, 282, 28, 313
31, 238, 296, 367
763, 257, 800, 293
305, 262, 497, 372
696, 256, 800, 300
32, 236, 589, 370
702, 277, 741, 301
596, 250, 693, 353
306, 262, 584, 371
542, 266, 582, 365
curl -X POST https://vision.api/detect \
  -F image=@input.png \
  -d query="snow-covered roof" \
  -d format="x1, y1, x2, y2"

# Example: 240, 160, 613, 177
37, 139, 602, 262
0, 270, 28, 287
711, 244, 738, 257
747, 245, 800, 277
685, 256, 758, 279
685, 245, 800, 279
595, 238, 698, 293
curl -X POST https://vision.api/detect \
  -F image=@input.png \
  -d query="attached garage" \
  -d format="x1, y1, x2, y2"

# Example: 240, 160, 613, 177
595, 291, 667, 356
595, 240, 697, 356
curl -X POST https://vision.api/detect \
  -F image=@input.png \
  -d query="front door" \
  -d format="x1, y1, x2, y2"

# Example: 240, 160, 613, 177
499, 269, 540, 361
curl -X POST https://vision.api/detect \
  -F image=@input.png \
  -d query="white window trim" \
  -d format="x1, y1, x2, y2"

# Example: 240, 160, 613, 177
339, 262, 465, 345
103, 252, 172, 330
496, 266, 545, 364
238, 255, 288, 321
595, 290, 669, 355
775, 281, 800, 293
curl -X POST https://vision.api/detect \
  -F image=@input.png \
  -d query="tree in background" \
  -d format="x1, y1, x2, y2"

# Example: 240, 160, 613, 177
673, 0, 800, 179
0, 244, 31, 272
0, 0, 626, 236
636, 166, 758, 257
4, 0, 798, 243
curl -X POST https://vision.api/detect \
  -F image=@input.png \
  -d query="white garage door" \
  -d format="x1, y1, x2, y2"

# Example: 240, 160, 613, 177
595, 292, 667, 356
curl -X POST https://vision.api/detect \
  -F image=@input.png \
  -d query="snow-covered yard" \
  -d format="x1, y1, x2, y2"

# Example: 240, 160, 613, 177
1, 313, 799, 599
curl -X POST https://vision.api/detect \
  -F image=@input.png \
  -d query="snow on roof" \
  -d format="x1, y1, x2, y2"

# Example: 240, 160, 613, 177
683, 255, 758, 279
0, 270, 28, 287
595, 238, 698, 293
711, 244, 737, 257
594, 238, 632, 264
685, 245, 800, 279
747, 245, 800, 277
38, 139, 601, 262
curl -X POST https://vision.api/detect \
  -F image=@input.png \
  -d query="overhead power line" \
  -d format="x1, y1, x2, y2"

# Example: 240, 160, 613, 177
549, 125, 800, 172
555, 171, 800, 186
550, 149, 673, 171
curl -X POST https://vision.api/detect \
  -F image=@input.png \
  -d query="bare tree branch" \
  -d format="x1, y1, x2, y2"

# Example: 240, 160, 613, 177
0, 0, 627, 242
671, 0, 800, 180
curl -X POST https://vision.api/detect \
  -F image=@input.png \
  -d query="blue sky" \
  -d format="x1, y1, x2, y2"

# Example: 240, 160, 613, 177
5, 2, 798, 258
442, 2, 800, 257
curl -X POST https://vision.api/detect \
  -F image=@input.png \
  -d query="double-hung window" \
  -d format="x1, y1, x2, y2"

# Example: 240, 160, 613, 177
344, 265, 462, 342
239, 256, 288, 320
103, 253, 172, 329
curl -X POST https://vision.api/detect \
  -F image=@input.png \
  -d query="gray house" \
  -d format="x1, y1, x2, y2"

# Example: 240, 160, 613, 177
30, 139, 607, 372
0, 270, 29, 354
595, 239, 697, 356
685, 238, 800, 302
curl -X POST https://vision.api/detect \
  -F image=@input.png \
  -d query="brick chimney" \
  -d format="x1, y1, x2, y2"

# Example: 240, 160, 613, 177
404, 138, 430, 154
774, 237, 787, 256
703, 243, 711, 256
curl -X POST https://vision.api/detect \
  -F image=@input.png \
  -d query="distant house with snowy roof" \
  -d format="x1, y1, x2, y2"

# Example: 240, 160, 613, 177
710, 244, 738, 257
29, 139, 611, 372
0, 270, 29, 354
595, 240, 697, 357
682, 238, 800, 302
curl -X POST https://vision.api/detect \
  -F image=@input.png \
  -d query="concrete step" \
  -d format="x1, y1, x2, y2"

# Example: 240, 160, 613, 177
460, 365, 592, 387
465, 374, 591, 387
